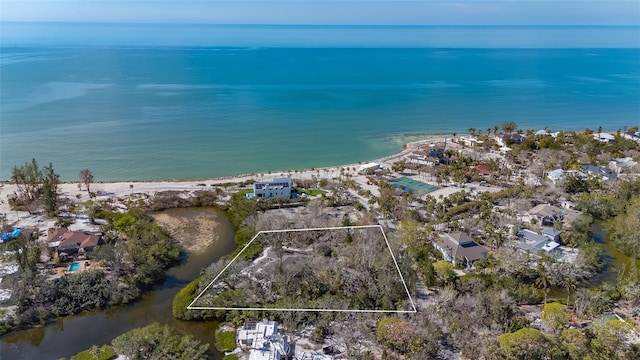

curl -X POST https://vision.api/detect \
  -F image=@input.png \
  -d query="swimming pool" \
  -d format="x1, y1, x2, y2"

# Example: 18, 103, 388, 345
69, 262, 81, 272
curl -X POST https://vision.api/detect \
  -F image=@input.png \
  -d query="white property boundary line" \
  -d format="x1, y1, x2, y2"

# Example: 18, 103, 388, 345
187, 225, 417, 313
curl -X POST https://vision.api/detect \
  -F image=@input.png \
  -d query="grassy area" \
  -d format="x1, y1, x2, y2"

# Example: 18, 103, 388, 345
70, 345, 116, 360
236, 189, 253, 196
302, 189, 327, 196
215, 330, 236, 352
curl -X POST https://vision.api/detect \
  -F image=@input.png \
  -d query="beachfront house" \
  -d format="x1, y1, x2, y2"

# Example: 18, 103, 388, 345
47, 228, 103, 256
253, 178, 292, 200
237, 319, 290, 360
593, 132, 615, 143
358, 162, 382, 174
433, 232, 488, 268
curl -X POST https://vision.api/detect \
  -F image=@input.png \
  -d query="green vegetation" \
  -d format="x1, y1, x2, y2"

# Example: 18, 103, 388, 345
111, 323, 209, 360
9, 158, 60, 216
214, 330, 236, 352
607, 194, 640, 258
172, 279, 200, 320
3, 207, 181, 330
70, 345, 116, 360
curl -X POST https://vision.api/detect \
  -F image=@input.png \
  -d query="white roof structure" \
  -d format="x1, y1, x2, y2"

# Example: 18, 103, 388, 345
593, 132, 615, 142
542, 241, 560, 252
358, 162, 381, 172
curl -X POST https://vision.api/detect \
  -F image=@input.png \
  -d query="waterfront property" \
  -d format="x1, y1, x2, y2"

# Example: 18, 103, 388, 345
357, 162, 382, 174
237, 319, 290, 360
47, 228, 103, 256
515, 229, 561, 255
433, 232, 488, 268
253, 178, 292, 200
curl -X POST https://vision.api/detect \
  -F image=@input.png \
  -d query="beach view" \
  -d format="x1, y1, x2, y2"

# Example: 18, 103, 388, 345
1, 1, 639, 360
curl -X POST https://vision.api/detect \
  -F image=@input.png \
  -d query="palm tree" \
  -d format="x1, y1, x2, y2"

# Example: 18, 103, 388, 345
502, 121, 517, 134
563, 278, 577, 307
535, 263, 554, 305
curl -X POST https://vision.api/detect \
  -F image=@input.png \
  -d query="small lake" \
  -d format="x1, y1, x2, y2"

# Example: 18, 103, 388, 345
0, 207, 236, 360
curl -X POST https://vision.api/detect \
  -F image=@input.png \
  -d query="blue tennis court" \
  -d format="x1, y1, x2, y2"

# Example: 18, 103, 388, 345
390, 177, 439, 194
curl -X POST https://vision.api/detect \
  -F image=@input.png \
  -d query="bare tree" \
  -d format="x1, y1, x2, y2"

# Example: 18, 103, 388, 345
79, 168, 94, 194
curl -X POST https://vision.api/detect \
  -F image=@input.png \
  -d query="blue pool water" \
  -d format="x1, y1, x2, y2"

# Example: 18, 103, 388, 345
68, 262, 80, 272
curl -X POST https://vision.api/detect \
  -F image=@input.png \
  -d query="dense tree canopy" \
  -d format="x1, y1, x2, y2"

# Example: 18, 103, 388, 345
111, 323, 209, 360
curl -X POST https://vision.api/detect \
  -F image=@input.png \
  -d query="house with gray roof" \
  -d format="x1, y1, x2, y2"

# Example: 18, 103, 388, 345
582, 164, 617, 181
515, 229, 561, 255
433, 232, 488, 268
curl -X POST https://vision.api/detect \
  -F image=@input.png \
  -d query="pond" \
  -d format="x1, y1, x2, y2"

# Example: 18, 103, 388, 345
1, 207, 236, 360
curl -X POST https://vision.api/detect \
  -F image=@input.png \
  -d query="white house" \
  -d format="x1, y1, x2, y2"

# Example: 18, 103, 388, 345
237, 320, 290, 360
593, 132, 615, 143
253, 178, 292, 200
609, 157, 638, 174
358, 162, 382, 173
546, 169, 587, 184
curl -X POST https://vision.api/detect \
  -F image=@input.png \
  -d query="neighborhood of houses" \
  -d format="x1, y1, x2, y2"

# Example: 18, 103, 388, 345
1, 128, 639, 357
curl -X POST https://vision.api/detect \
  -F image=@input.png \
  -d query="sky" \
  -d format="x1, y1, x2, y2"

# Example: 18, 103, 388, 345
0, 0, 639, 25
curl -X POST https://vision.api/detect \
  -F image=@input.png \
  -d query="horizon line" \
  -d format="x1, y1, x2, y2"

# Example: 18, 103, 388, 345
3, 21, 639, 27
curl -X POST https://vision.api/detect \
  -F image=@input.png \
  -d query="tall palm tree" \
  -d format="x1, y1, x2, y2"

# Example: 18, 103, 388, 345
563, 278, 577, 307
536, 263, 554, 305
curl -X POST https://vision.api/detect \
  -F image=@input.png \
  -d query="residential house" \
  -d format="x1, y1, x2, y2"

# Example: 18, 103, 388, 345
494, 133, 525, 147
541, 227, 562, 242
433, 232, 488, 267
582, 164, 617, 181
593, 132, 615, 143
407, 155, 437, 166
47, 228, 103, 255
546, 169, 587, 184
253, 178, 292, 200
459, 135, 483, 147
237, 319, 290, 360
475, 164, 492, 176
622, 131, 640, 143
358, 162, 382, 174
516, 229, 561, 254
609, 157, 638, 174
523, 204, 563, 227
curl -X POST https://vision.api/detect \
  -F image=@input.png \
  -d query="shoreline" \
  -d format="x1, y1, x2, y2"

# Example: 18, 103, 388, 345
0, 135, 450, 225
0, 133, 451, 184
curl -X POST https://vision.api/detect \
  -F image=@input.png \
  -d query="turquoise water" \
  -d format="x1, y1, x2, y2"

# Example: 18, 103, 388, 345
68, 262, 80, 272
1, 24, 639, 181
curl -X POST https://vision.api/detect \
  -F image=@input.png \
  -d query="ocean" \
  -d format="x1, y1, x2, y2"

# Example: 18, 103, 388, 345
1, 23, 639, 181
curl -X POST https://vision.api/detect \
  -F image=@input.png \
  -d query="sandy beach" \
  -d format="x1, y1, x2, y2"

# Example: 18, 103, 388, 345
0, 135, 467, 227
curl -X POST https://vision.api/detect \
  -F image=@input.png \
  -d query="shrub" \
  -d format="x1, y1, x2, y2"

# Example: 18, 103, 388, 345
70, 345, 116, 360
